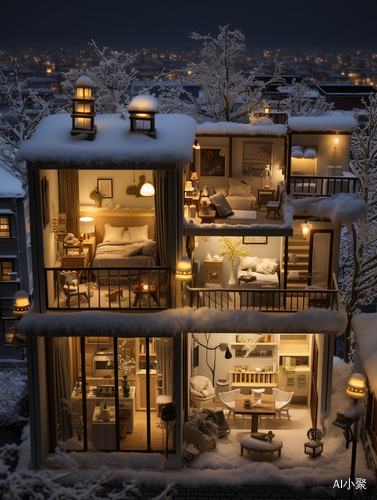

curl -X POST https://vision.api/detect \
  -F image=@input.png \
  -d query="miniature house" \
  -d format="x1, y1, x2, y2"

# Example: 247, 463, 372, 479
16, 109, 361, 469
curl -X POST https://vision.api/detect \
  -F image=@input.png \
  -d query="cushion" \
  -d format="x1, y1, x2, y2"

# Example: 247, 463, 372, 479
122, 230, 131, 242
239, 256, 259, 271
291, 146, 304, 158
139, 240, 156, 256
215, 186, 228, 197
103, 223, 124, 242
304, 146, 317, 159
227, 196, 256, 211
228, 177, 250, 197
129, 224, 149, 241
123, 242, 142, 256
209, 192, 234, 218
292, 169, 305, 175
202, 186, 216, 197
256, 259, 279, 275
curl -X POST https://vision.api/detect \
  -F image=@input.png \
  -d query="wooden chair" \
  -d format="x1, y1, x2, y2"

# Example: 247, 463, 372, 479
266, 183, 285, 219
59, 271, 89, 307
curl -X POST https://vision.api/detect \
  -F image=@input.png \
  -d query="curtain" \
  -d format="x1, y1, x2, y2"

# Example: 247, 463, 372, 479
156, 338, 174, 398
153, 170, 168, 266
54, 337, 72, 441
59, 170, 79, 238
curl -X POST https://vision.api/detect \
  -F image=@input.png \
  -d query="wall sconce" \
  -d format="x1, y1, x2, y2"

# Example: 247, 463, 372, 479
140, 182, 155, 197
346, 373, 366, 400
13, 290, 30, 317
71, 76, 96, 140
301, 223, 309, 240
128, 95, 157, 139
79, 217, 95, 240
334, 137, 339, 149
193, 139, 201, 149
175, 256, 192, 282
304, 428, 324, 459
264, 107, 270, 114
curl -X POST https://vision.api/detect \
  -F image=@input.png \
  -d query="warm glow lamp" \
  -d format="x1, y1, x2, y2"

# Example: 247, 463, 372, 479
346, 373, 366, 400
128, 95, 157, 139
13, 290, 30, 317
79, 217, 95, 239
71, 76, 96, 140
140, 182, 155, 197
334, 137, 339, 149
302, 223, 309, 240
175, 256, 192, 282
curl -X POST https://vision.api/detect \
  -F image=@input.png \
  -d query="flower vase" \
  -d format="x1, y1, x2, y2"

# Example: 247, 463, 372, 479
122, 375, 130, 397
228, 264, 237, 286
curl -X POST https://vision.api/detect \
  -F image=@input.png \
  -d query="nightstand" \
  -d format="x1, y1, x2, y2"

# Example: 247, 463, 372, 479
82, 236, 96, 265
62, 248, 90, 268
199, 210, 216, 224
257, 188, 275, 210
204, 258, 223, 285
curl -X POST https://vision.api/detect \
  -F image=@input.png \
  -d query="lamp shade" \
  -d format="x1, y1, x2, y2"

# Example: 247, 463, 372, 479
13, 290, 30, 316
190, 172, 199, 181
346, 373, 366, 399
79, 217, 95, 234
140, 182, 155, 197
175, 256, 192, 281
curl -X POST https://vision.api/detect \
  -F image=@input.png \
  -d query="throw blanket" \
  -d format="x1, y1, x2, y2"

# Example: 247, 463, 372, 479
201, 409, 231, 437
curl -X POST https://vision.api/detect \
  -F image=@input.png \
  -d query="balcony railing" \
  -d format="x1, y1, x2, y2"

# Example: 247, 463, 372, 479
187, 274, 340, 312
45, 267, 170, 311
288, 175, 358, 196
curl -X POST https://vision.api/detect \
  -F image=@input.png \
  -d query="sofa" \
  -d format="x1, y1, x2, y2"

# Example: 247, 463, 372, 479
202, 177, 256, 212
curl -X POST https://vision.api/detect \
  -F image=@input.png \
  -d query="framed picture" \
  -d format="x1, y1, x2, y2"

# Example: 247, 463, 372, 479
200, 147, 227, 177
41, 176, 49, 228
242, 142, 273, 177
243, 236, 268, 244
97, 179, 113, 198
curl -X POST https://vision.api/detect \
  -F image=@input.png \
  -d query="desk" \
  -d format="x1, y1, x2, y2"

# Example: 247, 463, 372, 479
257, 188, 275, 210
234, 393, 275, 433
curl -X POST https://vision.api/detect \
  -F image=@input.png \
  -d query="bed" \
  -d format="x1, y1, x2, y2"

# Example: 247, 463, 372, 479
237, 256, 280, 308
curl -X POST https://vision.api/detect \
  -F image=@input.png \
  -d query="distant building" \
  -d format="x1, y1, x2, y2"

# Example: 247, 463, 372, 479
316, 84, 376, 110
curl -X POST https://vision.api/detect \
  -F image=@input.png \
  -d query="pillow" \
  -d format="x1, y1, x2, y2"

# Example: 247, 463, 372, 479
239, 256, 259, 271
215, 186, 228, 197
304, 146, 317, 159
256, 258, 279, 275
292, 169, 304, 175
103, 223, 124, 242
139, 240, 156, 256
209, 192, 234, 218
202, 186, 216, 197
123, 242, 142, 256
228, 177, 250, 197
129, 224, 149, 241
122, 230, 131, 242
291, 145, 304, 158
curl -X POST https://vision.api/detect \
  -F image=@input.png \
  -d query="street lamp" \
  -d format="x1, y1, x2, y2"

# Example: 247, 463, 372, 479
332, 373, 366, 500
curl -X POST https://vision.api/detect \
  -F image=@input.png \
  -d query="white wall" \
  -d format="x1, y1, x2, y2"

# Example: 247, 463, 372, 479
79, 170, 155, 210
193, 236, 282, 287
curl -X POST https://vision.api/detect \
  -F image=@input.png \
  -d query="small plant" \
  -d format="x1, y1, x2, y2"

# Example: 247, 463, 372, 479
61, 398, 84, 441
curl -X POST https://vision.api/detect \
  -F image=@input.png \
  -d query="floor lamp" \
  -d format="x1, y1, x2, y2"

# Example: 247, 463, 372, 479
192, 333, 232, 386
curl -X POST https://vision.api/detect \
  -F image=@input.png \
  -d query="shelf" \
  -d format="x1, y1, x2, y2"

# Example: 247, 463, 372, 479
279, 351, 309, 356
231, 343, 277, 347
229, 370, 277, 386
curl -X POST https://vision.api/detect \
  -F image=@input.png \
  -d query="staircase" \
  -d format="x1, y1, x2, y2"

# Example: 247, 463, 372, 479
283, 224, 310, 289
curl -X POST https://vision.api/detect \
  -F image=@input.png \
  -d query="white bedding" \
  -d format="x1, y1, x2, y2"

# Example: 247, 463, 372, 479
93, 241, 156, 268
237, 270, 279, 287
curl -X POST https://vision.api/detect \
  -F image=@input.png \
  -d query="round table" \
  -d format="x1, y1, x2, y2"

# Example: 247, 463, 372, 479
240, 435, 283, 459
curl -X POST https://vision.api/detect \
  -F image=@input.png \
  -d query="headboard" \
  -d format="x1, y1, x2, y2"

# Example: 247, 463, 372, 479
93, 209, 155, 244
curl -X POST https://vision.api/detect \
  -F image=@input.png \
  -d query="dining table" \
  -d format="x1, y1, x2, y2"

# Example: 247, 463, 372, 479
234, 393, 276, 433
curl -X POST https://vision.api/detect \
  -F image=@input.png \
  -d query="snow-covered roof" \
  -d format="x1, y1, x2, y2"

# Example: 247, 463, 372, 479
128, 94, 158, 113
288, 113, 358, 133
0, 161, 24, 198
16, 113, 196, 168
196, 120, 286, 137
352, 313, 377, 393
18, 307, 347, 337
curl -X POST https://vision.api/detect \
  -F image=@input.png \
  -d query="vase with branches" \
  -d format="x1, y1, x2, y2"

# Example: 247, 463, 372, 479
118, 341, 135, 397
218, 237, 251, 285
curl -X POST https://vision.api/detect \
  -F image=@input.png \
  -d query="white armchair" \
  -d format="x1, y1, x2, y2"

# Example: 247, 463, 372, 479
272, 388, 294, 424
219, 389, 241, 425
190, 376, 216, 409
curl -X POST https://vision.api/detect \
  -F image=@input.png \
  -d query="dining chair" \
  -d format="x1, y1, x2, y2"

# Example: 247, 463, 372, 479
272, 387, 294, 424
219, 389, 241, 425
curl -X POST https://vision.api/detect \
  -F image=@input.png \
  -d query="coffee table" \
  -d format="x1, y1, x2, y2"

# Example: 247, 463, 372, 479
234, 393, 275, 433
133, 284, 158, 307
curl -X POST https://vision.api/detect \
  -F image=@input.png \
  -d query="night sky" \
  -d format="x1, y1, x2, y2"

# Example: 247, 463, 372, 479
1, 0, 376, 51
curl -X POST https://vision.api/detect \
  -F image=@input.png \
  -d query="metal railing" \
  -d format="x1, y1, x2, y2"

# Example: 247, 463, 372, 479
45, 267, 170, 311
288, 175, 358, 196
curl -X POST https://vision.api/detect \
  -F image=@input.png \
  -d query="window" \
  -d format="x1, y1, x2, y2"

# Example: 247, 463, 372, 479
0, 261, 13, 281
0, 216, 10, 238
3, 319, 17, 345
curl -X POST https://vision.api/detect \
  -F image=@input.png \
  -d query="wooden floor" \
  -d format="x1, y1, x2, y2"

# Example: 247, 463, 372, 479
120, 410, 174, 451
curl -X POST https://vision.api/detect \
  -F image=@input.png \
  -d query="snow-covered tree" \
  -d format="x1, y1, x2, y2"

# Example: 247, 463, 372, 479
339, 94, 377, 359
279, 80, 334, 117
157, 25, 283, 123
0, 63, 54, 182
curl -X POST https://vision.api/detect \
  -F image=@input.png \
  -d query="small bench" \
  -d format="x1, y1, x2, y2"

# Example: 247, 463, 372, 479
240, 435, 283, 459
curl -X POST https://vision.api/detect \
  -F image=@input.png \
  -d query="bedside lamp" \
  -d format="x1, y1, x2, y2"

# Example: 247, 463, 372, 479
79, 217, 95, 240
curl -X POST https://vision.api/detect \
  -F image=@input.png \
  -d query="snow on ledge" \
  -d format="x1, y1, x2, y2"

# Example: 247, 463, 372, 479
196, 121, 286, 136
288, 114, 358, 133
352, 313, 377, 393
18, 307, 346, 337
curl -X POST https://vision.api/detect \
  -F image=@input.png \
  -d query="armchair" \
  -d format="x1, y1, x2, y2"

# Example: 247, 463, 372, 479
190, 375, 216, 409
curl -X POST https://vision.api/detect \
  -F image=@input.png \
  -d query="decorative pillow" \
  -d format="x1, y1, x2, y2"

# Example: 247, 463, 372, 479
202, 186, 216, 197
209, 192, 234, 218
291, 145, 304, 158
304, 146, 317, 159
103, 223, 124, 242
292, 169, 305, 175
239, 256, 259, 271
123, 242, 142, 256
202, 389, 211, 398
228, 177, 250, 197
122, 230, 131, 242
129, 224, 149, 241
140, 240, 156, 256
256, 258, 279, 275
215, 186, 228, 197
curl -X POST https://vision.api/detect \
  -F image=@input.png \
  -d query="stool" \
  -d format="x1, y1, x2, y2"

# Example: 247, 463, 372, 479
156, 395, 172, 417
240, 435, 283, 459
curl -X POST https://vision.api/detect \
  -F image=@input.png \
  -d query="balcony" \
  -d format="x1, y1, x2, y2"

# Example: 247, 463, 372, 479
45, 267, 170, 311
187, 274, 340, 312
288, 174, 358, 197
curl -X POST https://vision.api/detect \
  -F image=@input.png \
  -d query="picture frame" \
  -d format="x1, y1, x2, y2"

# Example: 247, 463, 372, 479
41, 176, 49, 228
200, 147, 227, 177
242, 142, 273, 177
97, 179, 113, 198
243, 236, 268, 244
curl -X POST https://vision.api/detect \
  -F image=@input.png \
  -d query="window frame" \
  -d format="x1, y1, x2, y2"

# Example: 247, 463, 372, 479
0, 216, 11, 238
0, 259, 14, 281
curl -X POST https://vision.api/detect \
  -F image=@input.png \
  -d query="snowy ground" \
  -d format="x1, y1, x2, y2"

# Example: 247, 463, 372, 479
0, 369, 27, 426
